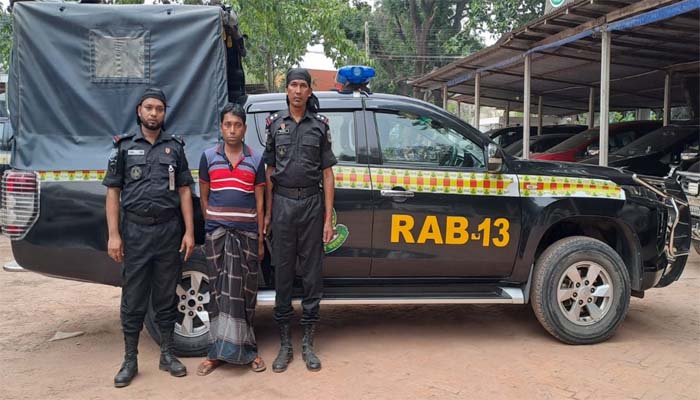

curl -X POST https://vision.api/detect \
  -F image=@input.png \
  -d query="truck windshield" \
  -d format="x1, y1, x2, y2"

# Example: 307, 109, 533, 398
614, 126, 699, 156
545, 129, 598, 153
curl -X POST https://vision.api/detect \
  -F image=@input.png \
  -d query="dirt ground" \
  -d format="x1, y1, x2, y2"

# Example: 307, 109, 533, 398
0, 236, 698, 400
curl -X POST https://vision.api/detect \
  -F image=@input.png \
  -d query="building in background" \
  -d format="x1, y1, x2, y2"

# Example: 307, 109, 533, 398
299, 43, 339, 91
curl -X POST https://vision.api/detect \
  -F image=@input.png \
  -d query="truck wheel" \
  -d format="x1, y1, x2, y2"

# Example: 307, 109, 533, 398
531, 236, 631, 345
145, 247, 212, 357
693, 240, 700, 255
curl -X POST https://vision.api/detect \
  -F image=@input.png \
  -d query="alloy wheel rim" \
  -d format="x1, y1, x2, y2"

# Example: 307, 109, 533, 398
557, 261, 614, 326
175, 270, 211, 338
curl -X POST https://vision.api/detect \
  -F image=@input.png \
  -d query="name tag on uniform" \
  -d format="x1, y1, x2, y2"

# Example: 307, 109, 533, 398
128, 149, 145, 156
169, 165, 175, 191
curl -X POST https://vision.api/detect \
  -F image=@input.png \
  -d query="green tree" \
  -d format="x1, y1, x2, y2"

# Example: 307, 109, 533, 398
0, 8, 12, 73
341, 0, 543, 98
359, 0, 488, 97
231, 0, 367, 92
471, 0, 544, 35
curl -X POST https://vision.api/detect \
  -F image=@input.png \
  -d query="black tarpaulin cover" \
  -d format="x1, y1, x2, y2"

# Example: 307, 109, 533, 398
9, 2, 227, 170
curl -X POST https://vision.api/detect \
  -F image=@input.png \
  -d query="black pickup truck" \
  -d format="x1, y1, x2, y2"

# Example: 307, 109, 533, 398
1, 2, 692, 355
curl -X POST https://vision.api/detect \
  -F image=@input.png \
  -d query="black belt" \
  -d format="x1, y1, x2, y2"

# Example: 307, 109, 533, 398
273, 185, 320, 200
124, 209, 177, 225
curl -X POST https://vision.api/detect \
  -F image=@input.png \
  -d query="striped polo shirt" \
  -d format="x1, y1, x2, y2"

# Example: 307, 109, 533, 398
198, 144, 265, 234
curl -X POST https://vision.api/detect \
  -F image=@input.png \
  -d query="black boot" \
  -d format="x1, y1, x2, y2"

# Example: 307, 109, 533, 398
114, 333, 139, 388
302, 324, 321, 372
272, 324, 293, 373
158, 330, 187, 377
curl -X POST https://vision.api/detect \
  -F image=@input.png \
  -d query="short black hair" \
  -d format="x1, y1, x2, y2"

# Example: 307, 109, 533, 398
220, 102, 246, 124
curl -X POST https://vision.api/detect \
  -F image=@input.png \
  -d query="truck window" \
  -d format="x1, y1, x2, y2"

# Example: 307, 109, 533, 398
322, 111, 356, 163
253, 111, 356, 163
374, 112, 485, 169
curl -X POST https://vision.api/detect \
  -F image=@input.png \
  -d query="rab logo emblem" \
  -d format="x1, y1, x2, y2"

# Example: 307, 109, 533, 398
130, 166, 143, 180
165, 147, 171, 154
324, 208, 349, 254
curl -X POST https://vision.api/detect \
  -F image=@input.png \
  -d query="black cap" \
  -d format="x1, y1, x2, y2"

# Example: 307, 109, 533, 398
136, 87, 167, 127
286, 68, 312, 86
139, 87, 167, 107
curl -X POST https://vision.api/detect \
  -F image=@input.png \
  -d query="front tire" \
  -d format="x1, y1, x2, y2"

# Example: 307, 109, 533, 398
145, 247, 212, 357
531, 236, 631, 344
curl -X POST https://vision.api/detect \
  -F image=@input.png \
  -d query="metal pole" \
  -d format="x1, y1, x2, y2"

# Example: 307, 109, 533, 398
442, 84, 447, 110
475, 73, 481, 130
663, 72, 671, 126
537, 96, 543, 136
588, 88, 595, 129
457, 101, 462, 119
505, 101, 511, 126
523, 54, 532, 159
599, 30, 611, 167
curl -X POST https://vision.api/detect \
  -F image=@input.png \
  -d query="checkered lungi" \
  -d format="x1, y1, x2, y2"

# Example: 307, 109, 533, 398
204, 227, 260, 364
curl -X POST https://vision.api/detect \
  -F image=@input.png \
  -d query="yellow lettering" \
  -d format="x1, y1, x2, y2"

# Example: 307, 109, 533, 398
445, 216, 469, 245
391, 214, 415, 243
417, 215, 443, 244
493, 218, 510, 247
477, 218, 491, 247
392, 214, 511, 247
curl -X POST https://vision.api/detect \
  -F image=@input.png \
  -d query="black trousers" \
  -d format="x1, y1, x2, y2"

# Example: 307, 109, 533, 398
272, 192, 324, 325
120, 217, 182, 335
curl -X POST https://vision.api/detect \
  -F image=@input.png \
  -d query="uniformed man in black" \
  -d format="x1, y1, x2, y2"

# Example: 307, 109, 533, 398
103, 88, 195, 387
263, 68, 337, 372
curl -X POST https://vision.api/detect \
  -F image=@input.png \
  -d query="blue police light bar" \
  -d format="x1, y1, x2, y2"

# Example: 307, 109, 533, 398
336, 65, 376, 86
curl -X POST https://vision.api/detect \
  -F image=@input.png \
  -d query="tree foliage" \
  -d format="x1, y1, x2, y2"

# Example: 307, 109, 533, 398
230, 0, 367, 92
340, 0, 543, 98
0, 8, 12, 73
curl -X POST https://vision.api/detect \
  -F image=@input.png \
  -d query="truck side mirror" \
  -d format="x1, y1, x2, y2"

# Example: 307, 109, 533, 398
487, 143, 503, 173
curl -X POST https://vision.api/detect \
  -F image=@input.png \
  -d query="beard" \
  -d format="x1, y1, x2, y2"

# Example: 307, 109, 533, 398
142, 119, 163, 131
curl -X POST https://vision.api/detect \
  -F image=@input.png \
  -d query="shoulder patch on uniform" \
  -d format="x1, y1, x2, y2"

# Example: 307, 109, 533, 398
112, 133, 134, 146
266, 112, 282, 126
315, 114, 329, 125
170, 134, 185, 146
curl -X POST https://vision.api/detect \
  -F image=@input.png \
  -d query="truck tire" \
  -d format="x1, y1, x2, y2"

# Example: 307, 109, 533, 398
531, 236, 631, 345
145, 247, 212, 357
693, 240, 700, 255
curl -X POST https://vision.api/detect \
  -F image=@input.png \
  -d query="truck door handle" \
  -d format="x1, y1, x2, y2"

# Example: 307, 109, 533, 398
381, 189, 415, 198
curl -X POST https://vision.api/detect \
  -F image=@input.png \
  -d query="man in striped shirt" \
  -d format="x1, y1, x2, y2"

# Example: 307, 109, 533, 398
197, 103, 266, 375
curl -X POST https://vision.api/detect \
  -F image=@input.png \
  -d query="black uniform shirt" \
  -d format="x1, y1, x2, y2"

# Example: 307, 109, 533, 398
263, 109, 337, 188
102, 129, 194, 217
